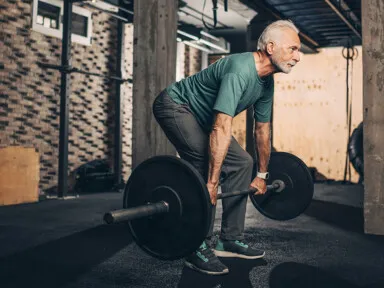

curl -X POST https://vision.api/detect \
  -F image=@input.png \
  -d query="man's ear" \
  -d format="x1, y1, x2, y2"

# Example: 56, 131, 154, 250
266, 41, 274, 55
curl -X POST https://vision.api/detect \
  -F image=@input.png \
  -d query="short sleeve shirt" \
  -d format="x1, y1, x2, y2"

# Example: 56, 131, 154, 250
166, 52, 274, 131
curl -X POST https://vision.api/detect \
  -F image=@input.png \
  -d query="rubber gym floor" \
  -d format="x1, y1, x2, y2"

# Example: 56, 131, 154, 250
1, 183, 384, 288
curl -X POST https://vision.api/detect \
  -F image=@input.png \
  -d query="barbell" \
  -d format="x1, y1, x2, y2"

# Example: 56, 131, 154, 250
103, 152, 314, 260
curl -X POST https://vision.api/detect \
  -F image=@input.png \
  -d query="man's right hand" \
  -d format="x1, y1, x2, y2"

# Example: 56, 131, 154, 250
206, 182, 219, 205
250, 177, 267, 195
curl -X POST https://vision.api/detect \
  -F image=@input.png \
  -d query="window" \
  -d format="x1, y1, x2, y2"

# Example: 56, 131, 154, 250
32, 0, 93, 46
72, 13, 88, 38
36, 1, 60, 29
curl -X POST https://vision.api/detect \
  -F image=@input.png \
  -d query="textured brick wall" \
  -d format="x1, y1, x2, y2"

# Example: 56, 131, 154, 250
0, 0, 133, 190
176, 42, 185, 81
184, 45, 202, 77
122, 24, 133, 179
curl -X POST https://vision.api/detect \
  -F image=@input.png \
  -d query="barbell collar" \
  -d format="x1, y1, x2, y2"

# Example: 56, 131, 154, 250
104, 201, 169, 224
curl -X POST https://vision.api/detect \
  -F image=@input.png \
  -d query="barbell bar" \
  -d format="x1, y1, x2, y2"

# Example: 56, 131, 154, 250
104, 152, 314, 260
104, 180, 284, 224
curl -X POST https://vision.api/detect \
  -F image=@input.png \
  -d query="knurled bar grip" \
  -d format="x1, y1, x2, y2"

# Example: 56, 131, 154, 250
104, 201, 169, 224
217, 182, 280, 200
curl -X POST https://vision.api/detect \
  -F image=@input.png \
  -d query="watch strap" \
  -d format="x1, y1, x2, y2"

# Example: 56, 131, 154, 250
257, 172, 269, 179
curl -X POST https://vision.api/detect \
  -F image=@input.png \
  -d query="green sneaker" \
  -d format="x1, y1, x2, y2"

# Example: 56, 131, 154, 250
184, 242, 229, 275
213, 239, 265, 259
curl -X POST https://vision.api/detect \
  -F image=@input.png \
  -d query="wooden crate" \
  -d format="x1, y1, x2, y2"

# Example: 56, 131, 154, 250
0, 146, 40, 206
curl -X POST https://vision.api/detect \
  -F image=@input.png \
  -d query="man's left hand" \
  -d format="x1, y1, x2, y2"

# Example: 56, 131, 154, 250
250, 177, 267, 195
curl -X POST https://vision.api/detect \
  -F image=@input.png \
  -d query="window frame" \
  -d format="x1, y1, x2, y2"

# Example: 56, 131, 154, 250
32, 0, 93, 46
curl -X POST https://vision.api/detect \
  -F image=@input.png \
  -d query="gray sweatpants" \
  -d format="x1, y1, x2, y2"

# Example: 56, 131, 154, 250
152, 89, 253, 241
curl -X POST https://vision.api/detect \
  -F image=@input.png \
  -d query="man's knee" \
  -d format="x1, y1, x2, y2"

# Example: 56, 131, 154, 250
241, 153, 254, 172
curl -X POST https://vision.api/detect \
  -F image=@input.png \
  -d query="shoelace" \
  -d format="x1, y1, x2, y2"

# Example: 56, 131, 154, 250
235, 240, 248, 248
199, 246, 215, 259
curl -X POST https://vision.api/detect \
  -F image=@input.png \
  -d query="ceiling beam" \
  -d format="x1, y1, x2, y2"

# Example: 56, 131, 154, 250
272, 0, 323, 6
323, 0, 361, 39
241, 0, 319, 49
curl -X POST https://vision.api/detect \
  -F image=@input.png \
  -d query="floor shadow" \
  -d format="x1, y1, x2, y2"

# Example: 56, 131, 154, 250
364, 282, 384, 288
269, 262, 359, 288
304, 200, 364, 233
178, 258, 267, 288
0, 224, 132, 288
308, 166, 329, 182
305, 200, 384, 244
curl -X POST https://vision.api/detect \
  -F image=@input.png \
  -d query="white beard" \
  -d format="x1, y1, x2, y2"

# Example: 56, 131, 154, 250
271, 54, 296, 74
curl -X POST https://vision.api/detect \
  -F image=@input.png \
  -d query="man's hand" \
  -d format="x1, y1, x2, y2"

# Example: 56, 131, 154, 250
250, 177, 267, 195
207, 182, 219, 205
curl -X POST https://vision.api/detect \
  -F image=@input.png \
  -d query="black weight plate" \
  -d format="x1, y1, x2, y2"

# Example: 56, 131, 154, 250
124, 156, 211, 260
250, 152, 314, 220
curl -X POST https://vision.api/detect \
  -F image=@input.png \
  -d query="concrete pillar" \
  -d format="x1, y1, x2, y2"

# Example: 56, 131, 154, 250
362, 0, 384, 235
132, 0, 177, 168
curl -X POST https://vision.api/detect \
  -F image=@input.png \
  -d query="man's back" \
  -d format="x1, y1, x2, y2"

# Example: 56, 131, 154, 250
166, 52, 274, 131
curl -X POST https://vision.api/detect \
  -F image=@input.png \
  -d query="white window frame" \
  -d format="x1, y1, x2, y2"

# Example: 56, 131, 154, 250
32, 0, 93, 46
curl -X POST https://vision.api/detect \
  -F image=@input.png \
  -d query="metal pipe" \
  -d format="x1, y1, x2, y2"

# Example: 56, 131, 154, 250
300, 21, 346, 27
82, 2, 130, 22
181, 5, 231, 28
87, 0, 134, 15
76, 70, 131, 82
37, 62, 132, 83
314, 27, 351, 32
114, 15, 124, 190
320, 31, 354, 36
58, 0, 72, 199
272, 0, 323, 6
290, 12, 339, 20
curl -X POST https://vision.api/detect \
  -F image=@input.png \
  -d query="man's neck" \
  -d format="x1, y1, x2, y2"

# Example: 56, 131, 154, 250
252, 51, 276, 78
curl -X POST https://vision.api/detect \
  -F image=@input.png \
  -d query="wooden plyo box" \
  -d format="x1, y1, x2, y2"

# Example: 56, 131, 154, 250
0, 147, 40, 206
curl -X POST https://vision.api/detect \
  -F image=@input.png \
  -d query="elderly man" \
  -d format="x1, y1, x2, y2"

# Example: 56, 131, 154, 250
153, 20, 301, 275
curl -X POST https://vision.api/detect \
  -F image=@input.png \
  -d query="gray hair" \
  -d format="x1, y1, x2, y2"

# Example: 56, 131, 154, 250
257, 20, 299, 51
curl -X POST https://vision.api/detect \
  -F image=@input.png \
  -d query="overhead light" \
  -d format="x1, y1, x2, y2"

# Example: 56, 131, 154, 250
177, 29, 230, 53
200, 31, 220, 42
177, 37, 213, 53
177, 30, 199, 41
197, 38, 229, 53
177, 39, 213, 53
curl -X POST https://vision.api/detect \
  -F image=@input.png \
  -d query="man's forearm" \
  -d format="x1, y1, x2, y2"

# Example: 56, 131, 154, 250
208, 114, 233, 186
254, 122, 271, 173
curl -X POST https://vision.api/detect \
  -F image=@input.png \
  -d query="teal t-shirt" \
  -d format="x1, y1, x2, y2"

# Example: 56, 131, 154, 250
166, 52, 274, 131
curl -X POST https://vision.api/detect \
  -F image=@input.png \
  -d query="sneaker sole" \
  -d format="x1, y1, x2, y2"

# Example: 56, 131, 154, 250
213, 249, 265, 259
184, 261, 229, 275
